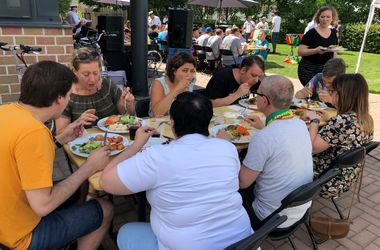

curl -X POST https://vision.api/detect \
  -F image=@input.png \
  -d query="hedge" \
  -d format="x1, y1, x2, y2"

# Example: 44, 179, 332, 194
340, 23, 380, 54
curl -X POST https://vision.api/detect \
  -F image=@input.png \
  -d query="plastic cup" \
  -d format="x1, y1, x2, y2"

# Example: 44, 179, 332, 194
129, 125, 139, 140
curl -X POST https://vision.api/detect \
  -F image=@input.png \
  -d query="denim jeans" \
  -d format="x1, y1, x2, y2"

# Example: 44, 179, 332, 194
28, 199, 103, 250
117, 222, 159, 250
271, 32, 279, 53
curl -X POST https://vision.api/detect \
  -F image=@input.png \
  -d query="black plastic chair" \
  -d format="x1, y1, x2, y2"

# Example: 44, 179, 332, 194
225, 214, 287, 250
193, 44, 206, 70
256, 168, 341, 250
135, 97, 151, 118
219, 49, 238, 67
203, 45, 221, 73
326, 146, 366, 219
364, 141, 380, 162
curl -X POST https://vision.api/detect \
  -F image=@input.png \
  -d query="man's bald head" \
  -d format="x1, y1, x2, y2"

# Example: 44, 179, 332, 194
261, 75, 294, 109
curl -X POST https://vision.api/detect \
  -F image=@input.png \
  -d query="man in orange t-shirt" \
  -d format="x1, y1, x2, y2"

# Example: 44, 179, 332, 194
0, 61, 113, 249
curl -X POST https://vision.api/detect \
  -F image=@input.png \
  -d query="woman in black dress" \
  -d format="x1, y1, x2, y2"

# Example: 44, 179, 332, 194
298, 6, 339, 86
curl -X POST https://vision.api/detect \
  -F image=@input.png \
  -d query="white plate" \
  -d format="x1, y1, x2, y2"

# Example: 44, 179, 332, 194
292, 99, 328, 111
97, 116, 145, 134
144, 137, 169, 147
209, 124, 255, 144
238, 98, 258, 110
68, 133, 129, 158
321, 47, 347, 52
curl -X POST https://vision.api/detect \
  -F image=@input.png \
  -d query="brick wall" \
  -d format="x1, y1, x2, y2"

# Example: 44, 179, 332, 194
0, 26, 73, 104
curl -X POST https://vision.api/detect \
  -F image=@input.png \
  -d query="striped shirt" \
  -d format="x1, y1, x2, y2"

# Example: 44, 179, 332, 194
62, 78, 122, 126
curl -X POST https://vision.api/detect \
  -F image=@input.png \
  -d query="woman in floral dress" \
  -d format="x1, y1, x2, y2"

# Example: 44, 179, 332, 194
306, 74, 373, 198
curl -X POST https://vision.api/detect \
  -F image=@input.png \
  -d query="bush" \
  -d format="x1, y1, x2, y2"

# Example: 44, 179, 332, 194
341, 23, 380, 54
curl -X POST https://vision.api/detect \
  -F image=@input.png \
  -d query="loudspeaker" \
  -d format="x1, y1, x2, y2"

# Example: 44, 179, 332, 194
168, 8, 194, 49
97, 16, 124, 52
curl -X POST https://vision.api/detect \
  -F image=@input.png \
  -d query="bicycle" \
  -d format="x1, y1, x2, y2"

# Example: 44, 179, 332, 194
147, 40, 163, 76
0, 42, 42, 83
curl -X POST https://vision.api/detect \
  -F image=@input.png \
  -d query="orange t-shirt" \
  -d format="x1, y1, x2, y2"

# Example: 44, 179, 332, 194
0, 104, 54, 249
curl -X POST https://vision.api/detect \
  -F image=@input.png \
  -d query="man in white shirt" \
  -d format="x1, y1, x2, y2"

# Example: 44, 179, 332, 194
271, 11, 282, 54
65, 5, 82, 33
236, 75, 313, 229
148, 11, 161, 27
243, 16, 255, 41
101, 92, 252, 250
221, 27, 247, 65
256, 16, 269, 30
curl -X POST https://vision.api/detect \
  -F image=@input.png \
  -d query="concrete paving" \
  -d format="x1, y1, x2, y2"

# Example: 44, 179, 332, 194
53, 68, 380, 249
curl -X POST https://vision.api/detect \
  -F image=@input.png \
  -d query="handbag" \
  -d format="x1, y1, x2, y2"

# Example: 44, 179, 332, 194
309, 165, 360, 240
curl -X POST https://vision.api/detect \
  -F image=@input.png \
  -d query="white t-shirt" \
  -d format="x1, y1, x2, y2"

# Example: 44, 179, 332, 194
243, 118, 313, 228
272, 15, 282, 32
117, 134, 252, 250
243, 20, 255, 33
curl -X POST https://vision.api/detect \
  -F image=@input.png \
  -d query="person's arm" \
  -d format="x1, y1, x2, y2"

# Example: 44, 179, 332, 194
25, 146, 110, 216
116, 87, 136, 115
239, 164, 260, 189
210, 83, 251, 107
151, 78, 189, 116
305, 111, 330, 154
100, 126, 156, 195
298, 44, 324, 57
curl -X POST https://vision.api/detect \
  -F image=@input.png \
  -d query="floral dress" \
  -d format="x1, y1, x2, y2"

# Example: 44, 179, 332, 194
313, 112, 373, 199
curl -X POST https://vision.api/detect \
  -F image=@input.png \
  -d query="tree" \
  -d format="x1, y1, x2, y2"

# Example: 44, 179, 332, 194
59, 0, 72, 20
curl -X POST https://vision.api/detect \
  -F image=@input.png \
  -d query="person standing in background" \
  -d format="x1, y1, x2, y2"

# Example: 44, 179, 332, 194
271, 11, 281, 54
243, 16, 255, 42
65, 5, 82, 34
148, 11, 161, 27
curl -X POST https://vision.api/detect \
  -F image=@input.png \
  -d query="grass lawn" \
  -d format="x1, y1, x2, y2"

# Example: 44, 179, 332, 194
264, 44, 380, 94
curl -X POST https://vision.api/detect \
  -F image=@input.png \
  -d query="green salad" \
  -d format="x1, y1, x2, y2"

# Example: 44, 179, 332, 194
119, 115, 137, 125
72, 140, 103, 154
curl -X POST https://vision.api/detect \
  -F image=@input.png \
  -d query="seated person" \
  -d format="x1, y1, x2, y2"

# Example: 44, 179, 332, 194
100, 92, 253, 250
124, 28, 131, 46
305, 74, 373, 199
221, 27, 247, 65
149, 52, 196, 117
55, 47, 135, 134
252, 30, 270, 61
205, 28, 224, 70
205, 55, 264, 107
0, 61, 113, 249
295, 58, 346, 104
221, 75, 313, 229
148, 24, 160, 41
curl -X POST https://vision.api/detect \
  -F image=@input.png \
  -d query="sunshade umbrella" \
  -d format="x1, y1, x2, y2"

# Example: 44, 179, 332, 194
92, 0, 130, 6
188, 0, 257, 8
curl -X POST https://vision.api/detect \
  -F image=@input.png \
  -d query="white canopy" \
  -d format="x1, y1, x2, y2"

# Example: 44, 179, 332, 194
355, 0, 380, 72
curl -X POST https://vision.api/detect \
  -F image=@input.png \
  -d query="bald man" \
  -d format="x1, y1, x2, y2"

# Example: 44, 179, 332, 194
237, 75, 313, 229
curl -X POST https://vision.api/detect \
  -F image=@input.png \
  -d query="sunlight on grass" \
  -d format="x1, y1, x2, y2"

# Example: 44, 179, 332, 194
265, 44, 380, 93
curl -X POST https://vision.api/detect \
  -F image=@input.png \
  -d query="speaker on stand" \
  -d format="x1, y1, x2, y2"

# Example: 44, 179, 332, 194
97, 15, 124, 52
168, 8, 194, 49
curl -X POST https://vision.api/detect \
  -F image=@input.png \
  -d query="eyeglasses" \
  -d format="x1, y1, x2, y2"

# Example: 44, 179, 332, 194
78, 51, 100, 61
252, 91, 270, 103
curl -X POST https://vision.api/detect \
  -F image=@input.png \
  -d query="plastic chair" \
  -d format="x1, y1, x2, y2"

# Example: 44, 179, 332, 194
219, 49, 238, 67
363, 141, 380, 162
326, 146, 366, 219
225, 214, 287, 250
256, 168, 341, 250
135, 97, 151, 118
203, 45, 221, 73
193, 44, 206, 70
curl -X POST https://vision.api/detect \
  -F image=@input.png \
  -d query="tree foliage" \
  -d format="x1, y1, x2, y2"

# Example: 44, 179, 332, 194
59, 0, 72, 19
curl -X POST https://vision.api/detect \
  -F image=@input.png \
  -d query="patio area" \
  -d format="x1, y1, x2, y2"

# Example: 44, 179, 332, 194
53, 69, 380, 250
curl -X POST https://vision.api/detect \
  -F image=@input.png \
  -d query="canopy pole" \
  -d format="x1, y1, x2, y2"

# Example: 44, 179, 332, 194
355, 2, 375, 73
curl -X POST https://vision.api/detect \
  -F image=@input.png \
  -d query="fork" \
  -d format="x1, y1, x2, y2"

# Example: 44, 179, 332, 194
237, 106, 248, 119
103, 130, 108, 146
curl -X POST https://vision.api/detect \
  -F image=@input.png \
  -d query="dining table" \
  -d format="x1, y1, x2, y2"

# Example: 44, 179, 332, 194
63, 104, 337, 191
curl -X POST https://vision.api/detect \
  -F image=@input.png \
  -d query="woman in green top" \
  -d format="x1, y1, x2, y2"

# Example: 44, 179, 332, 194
56, 47, 135, 134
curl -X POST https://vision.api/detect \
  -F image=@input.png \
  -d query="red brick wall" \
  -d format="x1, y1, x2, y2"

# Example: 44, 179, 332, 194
0, 26, 73, 104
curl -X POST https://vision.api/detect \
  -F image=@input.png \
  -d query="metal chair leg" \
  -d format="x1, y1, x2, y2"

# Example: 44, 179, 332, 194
331, 198, 344, 219
304, 222, 318, 250
288, 236, 297, 250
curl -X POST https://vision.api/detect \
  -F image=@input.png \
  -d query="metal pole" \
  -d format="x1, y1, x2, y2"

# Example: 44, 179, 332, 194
131, 0, 148, 97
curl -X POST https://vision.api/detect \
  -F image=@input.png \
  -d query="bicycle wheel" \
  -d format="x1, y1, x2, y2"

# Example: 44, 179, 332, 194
147, 50, 162, 72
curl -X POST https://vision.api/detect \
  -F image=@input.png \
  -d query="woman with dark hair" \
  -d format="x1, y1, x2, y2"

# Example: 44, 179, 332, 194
56, 47, 135, 134
149, 52, 196, 117
306, 74, 374, 198
298, 6, 339, 86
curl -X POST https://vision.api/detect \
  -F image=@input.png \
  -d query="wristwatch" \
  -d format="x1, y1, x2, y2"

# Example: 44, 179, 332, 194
311, 118, 320, 125
54, 137, 63, 148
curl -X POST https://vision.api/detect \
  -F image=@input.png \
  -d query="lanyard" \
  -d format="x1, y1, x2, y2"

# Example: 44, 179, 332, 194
265, 109, 294, 126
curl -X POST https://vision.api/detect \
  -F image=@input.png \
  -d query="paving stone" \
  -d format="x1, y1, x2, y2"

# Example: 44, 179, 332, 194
351, 230, 377, 247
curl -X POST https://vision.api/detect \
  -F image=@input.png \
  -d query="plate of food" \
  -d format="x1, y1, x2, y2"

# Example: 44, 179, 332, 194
238, 97, 258, 110
97, 115, 144, 133
69, 133, 129, 157
210, 124, 254, 144
293, 108, 310, 124
321, 45, 347, 52
297, 100, 328, 111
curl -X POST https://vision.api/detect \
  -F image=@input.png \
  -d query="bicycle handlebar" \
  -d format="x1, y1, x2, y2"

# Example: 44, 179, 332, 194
0, 42, 42, 53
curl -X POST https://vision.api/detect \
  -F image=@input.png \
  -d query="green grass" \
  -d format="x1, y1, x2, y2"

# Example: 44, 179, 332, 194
264, 44, 380, 94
